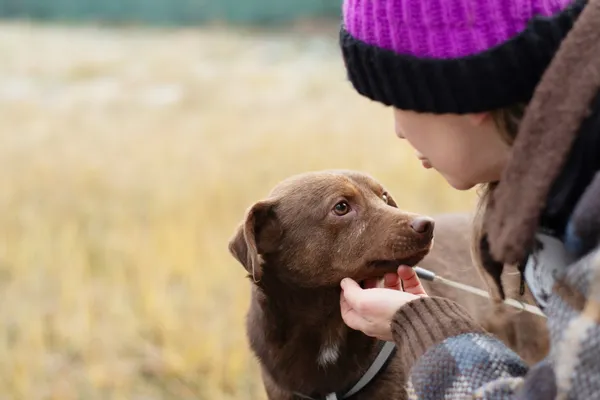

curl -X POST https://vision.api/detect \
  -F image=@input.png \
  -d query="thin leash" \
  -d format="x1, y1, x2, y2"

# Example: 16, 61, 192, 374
414, 267, 547, 318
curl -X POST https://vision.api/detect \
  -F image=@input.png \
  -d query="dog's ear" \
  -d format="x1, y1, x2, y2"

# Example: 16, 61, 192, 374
228, 199, 283, 282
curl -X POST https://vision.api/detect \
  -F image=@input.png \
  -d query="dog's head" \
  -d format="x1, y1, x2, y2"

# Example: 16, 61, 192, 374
228, 170, 434, 288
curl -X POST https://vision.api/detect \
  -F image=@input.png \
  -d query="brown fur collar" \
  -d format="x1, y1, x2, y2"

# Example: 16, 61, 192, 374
483, 0, 600, 268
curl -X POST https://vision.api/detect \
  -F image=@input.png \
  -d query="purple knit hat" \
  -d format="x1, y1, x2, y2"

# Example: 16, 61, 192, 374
340, 0, 587, 114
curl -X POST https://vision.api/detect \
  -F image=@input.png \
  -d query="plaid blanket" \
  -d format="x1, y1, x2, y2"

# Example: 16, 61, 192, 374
391, 248, 600, 399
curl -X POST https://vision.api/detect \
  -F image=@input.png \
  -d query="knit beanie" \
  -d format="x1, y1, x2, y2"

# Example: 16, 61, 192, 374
340, 0, 586, 114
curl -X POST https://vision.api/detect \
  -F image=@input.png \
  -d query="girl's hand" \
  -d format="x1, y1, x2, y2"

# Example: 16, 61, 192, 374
340, 266, 427, 341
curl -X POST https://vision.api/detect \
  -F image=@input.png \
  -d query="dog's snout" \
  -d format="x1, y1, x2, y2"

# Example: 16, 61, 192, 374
410, 217, 434, 235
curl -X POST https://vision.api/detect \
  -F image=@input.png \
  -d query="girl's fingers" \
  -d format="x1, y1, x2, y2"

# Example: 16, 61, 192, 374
340, 288, 368, 331
397, 265, 427, 296
340, 278, 365, 311
383, 272, 402, 290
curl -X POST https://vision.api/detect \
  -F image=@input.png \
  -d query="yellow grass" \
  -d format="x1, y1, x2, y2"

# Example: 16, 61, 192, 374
0, 21, 477, 399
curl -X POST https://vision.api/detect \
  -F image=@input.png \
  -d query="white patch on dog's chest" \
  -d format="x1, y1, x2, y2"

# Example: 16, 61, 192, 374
317, 341, 340, 366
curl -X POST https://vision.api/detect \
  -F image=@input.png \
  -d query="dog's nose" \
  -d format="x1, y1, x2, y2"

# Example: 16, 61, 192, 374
410, 217, 434, 235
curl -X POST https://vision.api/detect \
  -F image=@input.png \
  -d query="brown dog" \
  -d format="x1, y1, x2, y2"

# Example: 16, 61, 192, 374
229, 170, 549, 399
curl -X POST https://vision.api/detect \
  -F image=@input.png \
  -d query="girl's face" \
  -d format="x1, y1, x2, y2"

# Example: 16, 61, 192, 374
393, 109, 511, 190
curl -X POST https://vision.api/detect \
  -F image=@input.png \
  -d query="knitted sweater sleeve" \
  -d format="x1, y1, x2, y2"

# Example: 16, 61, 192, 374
391, 247, 600, 399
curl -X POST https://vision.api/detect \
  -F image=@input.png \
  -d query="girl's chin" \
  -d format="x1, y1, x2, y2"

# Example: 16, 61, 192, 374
447, 178, 477, 191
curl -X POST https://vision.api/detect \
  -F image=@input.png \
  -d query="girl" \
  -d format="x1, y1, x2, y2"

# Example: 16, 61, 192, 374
338, 0, 600, 398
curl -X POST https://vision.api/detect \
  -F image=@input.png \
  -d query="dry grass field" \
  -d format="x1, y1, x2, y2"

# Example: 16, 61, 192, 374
0, 21, 477, 399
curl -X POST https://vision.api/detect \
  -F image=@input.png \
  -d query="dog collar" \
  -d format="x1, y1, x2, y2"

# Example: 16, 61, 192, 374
292, 340, 396, 400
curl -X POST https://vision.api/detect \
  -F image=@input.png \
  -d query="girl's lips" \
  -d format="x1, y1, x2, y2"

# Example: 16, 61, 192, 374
415, 151, 432, 169
420, 159, 432, 169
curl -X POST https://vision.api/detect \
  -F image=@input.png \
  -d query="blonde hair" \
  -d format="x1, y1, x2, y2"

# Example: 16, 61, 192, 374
470, 103, 526, 296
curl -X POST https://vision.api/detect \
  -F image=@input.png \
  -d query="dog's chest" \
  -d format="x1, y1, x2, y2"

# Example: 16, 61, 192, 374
316, 323, 346, 367
318, 342, 341, 367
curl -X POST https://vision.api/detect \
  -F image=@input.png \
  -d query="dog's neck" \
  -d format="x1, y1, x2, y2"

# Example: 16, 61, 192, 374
246, 272, 383, 398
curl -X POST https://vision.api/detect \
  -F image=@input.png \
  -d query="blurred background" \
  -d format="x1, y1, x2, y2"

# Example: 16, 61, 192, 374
0, 1, 477, 399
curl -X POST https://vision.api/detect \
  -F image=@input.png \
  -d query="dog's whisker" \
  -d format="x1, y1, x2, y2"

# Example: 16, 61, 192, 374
390, 241, 397, 266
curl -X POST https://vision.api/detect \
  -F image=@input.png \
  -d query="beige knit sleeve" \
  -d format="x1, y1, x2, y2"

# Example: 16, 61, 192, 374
390, 297, 488, 370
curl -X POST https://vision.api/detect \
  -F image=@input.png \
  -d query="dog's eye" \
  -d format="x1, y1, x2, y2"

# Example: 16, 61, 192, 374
333, 201, 351, 216
382, 193, 389, 203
